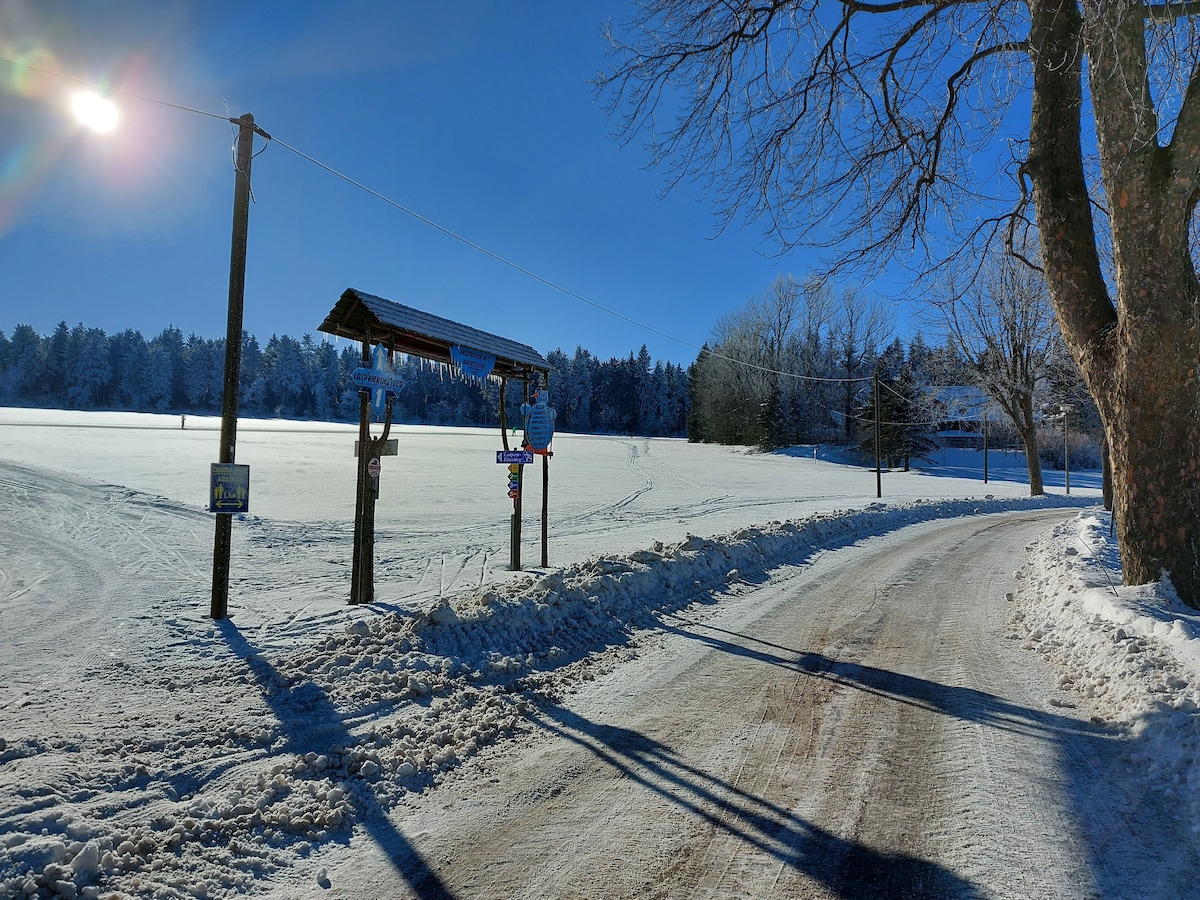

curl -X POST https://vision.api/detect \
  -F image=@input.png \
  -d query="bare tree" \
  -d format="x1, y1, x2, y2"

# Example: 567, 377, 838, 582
829, 288, 893, 440
931, 251, 1057, 495
690, 274, 843, 446
599, 2, 1200, 605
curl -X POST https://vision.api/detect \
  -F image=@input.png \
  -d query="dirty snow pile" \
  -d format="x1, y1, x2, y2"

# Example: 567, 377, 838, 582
1, 492, 1103, 900
1012, 509, 1200, 833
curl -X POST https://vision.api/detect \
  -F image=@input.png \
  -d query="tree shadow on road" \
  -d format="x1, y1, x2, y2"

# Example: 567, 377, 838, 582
660, 616, 1197, 897
216, 620, 456, 900
531, 703, 981, 899
661, 617, 1109, 739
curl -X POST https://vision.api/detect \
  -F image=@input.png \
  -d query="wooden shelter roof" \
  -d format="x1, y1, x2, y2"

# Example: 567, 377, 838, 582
318, 288, 550, 380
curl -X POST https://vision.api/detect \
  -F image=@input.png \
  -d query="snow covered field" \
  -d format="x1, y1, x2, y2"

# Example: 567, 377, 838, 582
1, 408, 1197, 898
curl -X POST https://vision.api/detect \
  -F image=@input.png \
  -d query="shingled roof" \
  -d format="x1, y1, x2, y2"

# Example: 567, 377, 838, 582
318, 288, 550, 380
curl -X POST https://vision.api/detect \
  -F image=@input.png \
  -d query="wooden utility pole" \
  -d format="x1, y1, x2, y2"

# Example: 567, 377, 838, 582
983, 414, 989, 484
874, 369, 882, 499
210, 113, 256, 620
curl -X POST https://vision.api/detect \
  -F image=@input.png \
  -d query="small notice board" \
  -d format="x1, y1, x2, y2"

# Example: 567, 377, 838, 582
210, 463, 250, 513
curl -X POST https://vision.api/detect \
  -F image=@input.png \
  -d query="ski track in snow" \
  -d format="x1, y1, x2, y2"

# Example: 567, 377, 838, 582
2, 412, 1197, 898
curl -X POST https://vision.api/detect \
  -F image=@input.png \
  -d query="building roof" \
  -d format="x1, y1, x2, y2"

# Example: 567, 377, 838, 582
929, 385, 989, 422
318, 288, 550, 380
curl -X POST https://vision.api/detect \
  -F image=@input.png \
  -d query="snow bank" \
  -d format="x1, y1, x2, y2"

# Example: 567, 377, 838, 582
1012, 509, 1200, 833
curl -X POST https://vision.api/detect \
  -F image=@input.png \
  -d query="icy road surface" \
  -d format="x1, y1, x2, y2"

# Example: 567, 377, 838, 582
273, 510, 1192, 899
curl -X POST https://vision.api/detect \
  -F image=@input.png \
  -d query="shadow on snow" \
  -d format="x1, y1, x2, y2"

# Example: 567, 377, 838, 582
216, 620, 457, 900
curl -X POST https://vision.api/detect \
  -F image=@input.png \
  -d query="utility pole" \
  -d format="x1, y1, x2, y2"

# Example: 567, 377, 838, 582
210, 113, 256, 620
983, 412, 989, 484
874, 369, 882, 499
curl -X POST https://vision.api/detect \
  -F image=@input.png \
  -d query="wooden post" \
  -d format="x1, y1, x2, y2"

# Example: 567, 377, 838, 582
541, 453, 549, 568
210, 113, 255, 621
540, 373, 549, 568
874, 369, 882, 499
511, 380, 529, 571
351, 337, 369, 604
983, 413, 989, 484
499, 378, 519, 570
499, 378, 510, 451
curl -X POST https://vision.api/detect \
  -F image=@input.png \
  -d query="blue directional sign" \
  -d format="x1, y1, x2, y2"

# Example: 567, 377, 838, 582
210, 463, 250, 513
352, 344, 405, 418
496, 450, 535, 464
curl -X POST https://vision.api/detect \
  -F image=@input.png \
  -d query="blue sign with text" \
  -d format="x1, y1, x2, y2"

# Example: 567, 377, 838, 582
496, 450, 535, 465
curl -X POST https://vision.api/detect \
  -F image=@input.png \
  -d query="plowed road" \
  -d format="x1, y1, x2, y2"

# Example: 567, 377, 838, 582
310, 511, 1179, 899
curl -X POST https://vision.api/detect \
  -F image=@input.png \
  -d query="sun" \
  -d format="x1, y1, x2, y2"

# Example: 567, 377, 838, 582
71, 91, 119, 133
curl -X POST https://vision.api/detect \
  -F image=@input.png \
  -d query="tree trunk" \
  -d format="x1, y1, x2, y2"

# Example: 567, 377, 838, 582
1028, 0, 1200, 605
1017, 424, 1044, 497
1103, 263, 1200, 599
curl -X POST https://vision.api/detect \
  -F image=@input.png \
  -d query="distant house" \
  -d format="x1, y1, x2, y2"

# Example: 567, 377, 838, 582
929, 386, 989, 449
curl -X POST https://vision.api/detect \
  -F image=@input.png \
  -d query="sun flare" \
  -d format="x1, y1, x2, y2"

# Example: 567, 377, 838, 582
71, 91, 119, 133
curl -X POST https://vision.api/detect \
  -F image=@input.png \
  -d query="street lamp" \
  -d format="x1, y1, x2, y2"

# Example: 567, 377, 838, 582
1058, 403, 1075, 494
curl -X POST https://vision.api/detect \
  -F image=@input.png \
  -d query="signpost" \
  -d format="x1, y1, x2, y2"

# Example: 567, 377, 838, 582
350, 341, 402, 604
316, 290, 552, 603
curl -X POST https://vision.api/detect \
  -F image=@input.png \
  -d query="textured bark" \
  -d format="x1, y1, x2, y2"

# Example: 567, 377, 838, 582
1016, 393, 1045, 496
1029, 0, 1200, 604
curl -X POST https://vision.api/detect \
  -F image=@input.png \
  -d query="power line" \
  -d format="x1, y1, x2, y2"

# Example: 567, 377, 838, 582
267, 135, 872, 385
3, 56, 872, 385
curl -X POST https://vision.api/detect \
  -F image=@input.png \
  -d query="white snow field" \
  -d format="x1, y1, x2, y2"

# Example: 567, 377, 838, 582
1, 408, 1199, 898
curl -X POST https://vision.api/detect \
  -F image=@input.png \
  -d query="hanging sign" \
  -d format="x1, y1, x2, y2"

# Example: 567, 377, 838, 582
352, 344, 405, 418
450, 345, 495, 379
521, 390, 557, 454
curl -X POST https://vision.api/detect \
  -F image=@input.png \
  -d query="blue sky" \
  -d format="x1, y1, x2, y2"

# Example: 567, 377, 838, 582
0, 1, 901, 367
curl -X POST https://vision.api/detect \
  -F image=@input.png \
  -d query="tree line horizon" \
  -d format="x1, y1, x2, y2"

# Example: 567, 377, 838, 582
0, 305, 1092, 469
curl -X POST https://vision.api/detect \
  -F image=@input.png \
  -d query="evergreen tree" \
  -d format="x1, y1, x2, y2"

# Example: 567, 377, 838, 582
64, 324, 112, 409
2, 324, 44, 403
859, 367, 939, 470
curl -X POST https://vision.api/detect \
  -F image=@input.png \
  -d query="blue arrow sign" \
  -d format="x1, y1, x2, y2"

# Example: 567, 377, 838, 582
496, 450, 535, 464
351, 367, 407, 394
352, 344, 405, 418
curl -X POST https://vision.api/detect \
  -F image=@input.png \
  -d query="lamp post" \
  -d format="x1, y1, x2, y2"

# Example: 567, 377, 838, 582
1058, 403, 1075, 495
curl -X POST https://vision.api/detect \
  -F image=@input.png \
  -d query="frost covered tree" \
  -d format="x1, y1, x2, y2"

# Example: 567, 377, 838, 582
931, 249, 1058, 495
2, 324, 44, 402
829, 289, 892, 441
599, 1, 1200, 605
64, 324, 112, 409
